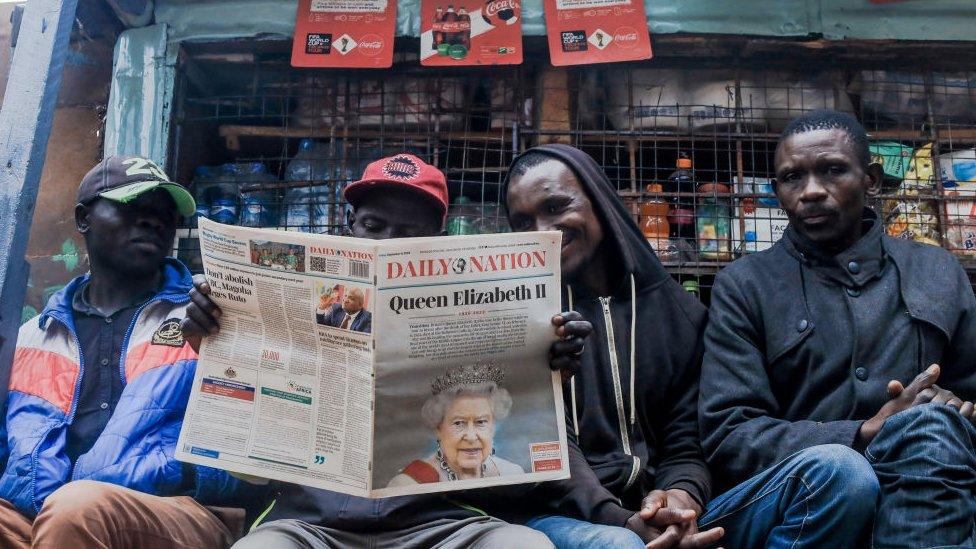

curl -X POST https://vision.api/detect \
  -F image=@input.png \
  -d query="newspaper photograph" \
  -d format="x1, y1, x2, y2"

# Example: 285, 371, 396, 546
176, 217, 569, 497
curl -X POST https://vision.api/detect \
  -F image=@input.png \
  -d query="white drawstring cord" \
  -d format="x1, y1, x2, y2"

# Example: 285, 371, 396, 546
567, 285, 580, 437
629, 274, 636, 425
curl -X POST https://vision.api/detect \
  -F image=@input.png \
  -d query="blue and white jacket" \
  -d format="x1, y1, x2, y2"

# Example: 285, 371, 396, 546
0, 258, 248, 517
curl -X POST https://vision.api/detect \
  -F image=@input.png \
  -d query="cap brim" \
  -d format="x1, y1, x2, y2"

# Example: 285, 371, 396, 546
99, 181, 196, 217
344, 179, 447, 219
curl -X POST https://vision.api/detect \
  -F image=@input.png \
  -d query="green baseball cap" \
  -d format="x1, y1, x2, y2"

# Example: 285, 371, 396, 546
78, 155, 196, 217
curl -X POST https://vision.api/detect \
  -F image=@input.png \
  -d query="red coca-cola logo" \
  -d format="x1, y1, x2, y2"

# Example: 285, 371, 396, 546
485, 0, 519, 17
614, 26, 640, 49
440, 21, 469, 32
359, 34, 384, 56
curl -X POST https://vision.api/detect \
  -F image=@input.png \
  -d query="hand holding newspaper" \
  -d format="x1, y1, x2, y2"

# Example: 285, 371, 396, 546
176, 218, 570, 497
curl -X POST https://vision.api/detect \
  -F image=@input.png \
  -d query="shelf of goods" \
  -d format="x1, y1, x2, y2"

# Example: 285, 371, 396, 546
168, 39, 976, 302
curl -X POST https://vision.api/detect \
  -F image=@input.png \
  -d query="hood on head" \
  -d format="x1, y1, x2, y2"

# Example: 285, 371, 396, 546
502, 144, 670, 293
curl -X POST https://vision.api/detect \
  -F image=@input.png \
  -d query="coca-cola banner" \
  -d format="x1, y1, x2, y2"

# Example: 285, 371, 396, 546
291, 0, 396, 68
543, 0, 652, 66
420, 0, 523, 66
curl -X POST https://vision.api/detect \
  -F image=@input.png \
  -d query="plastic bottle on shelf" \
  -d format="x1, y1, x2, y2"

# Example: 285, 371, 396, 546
640, 184, 671, 257
238, 162, 278, 227
282, 139, 332, 233
208, 164, 240, 225
190, 165, 216, 228
666, 154, 697, 249
696, 182, 732, 261
446, 196, 481, 235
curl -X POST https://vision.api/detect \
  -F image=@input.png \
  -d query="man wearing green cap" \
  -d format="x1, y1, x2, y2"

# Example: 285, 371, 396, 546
0, 156, 258, 548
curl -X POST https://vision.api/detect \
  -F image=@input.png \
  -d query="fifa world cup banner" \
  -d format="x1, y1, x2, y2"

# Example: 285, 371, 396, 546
291, 0, 396, 68
176, 218, 569, 497
543, 0, 652, 66
420, 0, 523, 66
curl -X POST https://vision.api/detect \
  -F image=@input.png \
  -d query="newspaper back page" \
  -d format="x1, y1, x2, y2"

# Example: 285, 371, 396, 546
176, 218, 378, 496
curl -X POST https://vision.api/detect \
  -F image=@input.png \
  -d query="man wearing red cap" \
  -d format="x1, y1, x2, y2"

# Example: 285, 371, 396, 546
182, 153, 590, 548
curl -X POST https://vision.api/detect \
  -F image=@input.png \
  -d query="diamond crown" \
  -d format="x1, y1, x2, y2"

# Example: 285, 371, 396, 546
431, 364, 505, 395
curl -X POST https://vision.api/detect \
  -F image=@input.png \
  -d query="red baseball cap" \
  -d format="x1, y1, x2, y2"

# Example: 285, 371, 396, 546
343, 154, 449, 222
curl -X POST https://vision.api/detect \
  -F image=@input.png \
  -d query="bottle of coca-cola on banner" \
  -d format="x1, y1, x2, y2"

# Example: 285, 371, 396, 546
443, 5, 458, 46
432, 6, 444, 50
457, 7, 471, 50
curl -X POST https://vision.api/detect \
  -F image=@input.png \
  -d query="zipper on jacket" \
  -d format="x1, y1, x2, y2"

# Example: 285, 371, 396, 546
117, 294, 190, 387
599, 296, 632, 456
59, 317, 86, 426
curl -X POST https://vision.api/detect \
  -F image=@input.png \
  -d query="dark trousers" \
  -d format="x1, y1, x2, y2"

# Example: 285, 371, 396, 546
867, 403, 976, 548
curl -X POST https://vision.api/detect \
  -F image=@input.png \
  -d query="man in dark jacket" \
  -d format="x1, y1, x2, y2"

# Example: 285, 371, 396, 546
182, 153, 593, 548
505, 144, 878, 548
700, 110, 976, 548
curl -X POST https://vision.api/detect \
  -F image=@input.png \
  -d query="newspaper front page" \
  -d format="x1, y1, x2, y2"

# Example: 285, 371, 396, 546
176, 218, 569, 497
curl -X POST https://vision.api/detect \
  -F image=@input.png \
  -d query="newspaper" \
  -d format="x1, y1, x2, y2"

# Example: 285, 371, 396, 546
176, 217, 570, 497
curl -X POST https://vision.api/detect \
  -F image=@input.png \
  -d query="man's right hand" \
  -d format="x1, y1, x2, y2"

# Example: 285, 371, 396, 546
181, 274, 223, 353
856, 364, 976, 447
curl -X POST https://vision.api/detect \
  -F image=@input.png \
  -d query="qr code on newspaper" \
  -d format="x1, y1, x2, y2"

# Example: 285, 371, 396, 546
309, 255, 341, 275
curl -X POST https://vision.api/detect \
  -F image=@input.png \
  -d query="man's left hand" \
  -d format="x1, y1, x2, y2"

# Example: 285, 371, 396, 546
640, 489, 724, 549
549, 311, 592, 380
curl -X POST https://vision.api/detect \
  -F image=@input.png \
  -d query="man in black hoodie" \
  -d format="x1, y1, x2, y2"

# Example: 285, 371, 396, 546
504, 144, 878, 548
700, 110, 976, 548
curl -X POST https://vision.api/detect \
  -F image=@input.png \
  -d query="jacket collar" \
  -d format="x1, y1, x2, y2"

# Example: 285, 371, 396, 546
783, 209, 885, 288
39, 257, 192, 329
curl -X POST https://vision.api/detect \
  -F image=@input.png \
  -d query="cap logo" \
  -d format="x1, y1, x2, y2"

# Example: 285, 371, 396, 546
381, 155, 420, 181
122, 157, 168, 181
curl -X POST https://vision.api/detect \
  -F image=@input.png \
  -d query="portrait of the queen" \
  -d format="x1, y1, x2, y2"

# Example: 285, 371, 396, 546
387, 364, 524, 486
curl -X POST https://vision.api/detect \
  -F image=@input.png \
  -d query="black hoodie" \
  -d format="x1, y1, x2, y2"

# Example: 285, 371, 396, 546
501, 144, 711, 526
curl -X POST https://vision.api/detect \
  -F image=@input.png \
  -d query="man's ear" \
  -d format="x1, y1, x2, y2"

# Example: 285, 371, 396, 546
75, 202, 91, 234
865, 162, 884, 198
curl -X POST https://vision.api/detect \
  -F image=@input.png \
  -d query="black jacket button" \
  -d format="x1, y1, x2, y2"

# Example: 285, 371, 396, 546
855, 367, 868, 381
797, 319, 809, 332
848, 261, 861, 274
846, 287, 861, 297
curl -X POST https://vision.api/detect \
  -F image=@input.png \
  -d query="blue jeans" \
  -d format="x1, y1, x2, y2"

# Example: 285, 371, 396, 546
867, 403, 976, 549
524, 516, 644, 549
701, 444, 878, 548
528, 444, 877, 549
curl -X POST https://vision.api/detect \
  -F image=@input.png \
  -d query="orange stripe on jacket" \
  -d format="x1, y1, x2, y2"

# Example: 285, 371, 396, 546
124, 341, 198, 381
11, 347, 80, 415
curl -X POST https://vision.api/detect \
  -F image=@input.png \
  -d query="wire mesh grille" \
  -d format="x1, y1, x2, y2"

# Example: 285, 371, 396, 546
170, 44, 976, 303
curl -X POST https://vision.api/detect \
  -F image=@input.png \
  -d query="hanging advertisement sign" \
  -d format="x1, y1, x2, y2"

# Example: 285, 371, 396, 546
420, 0, 523, 66
291, 0, 396, 68
542, 0, 651, 66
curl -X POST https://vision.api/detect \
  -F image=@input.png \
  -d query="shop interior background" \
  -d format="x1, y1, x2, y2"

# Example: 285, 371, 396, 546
166, 37, 976, 306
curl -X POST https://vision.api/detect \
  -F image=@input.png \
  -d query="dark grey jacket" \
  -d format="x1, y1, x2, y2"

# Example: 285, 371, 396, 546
699, 219, 976, 492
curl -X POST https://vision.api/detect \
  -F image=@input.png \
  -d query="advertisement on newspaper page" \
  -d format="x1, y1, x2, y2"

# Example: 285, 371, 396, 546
176, 218, 569, 497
